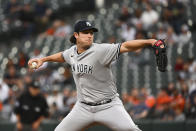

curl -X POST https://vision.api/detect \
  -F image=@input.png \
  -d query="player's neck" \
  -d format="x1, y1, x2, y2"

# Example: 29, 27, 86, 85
76, 44, 91, 54
77, 48, 86, 54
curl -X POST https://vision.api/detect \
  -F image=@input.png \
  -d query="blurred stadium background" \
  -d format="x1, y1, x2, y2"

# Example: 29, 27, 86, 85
0, 0, 196, 131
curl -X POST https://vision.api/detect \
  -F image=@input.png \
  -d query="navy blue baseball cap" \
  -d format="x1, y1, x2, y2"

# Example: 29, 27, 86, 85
74, 20, 98, 32
70, 20, 98, 43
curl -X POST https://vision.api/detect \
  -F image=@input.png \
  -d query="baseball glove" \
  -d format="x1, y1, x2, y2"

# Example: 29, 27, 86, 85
152, 39, 168, 72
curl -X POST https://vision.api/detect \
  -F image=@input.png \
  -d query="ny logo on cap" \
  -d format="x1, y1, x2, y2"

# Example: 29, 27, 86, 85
86, 22, 91, 26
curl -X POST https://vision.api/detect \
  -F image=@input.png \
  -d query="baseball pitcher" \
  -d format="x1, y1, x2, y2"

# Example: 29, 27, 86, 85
28, 20, 167, 131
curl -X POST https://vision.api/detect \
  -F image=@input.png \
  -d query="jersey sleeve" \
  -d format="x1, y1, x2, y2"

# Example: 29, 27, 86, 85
98, 43, 121, 66
62, 49, 71, 64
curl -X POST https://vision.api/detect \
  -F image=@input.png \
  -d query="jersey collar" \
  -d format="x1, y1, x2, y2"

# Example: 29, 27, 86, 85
74, 43, 95, 55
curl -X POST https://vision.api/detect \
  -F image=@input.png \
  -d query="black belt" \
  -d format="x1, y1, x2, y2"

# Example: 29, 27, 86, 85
81, 99, 112, 106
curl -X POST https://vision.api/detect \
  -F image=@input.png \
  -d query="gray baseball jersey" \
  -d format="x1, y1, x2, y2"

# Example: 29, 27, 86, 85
62, 43, 121, 103
56, 43, 142, 131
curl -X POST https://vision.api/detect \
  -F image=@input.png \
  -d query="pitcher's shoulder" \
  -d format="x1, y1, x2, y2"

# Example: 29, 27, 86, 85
92, 43, 111, 48
63, 45, 76, 52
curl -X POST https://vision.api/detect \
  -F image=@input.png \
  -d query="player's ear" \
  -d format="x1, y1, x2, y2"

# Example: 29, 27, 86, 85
74, 32, 79, 39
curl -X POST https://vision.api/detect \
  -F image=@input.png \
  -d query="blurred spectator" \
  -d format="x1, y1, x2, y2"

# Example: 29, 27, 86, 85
122, 92, 132, 112
0, 80, 10, 104
156, 23, 167, 40
19, 4, 35, 37
50, 70, 65, 86
18, 52, 29, 68
34, 0, 49, 18
128, 88, 140, 106
190, 90, 196, 106
3, 66, 21, 89
179, 61, 190, 80
14, 82, 49, 131
49, 102, 62, 121
38, 69, 54, 91
174, 108, 185, 121
66, 90, 77, 109
63, 66, 74, 87
174, 56, 184, 72
148, 88, 174, 120
166, 82, 176, 96
131, 8, 142, 26
180, 82, 189, 100
130, 94, 149, 120
117, 6, 131, 24
129, 49, 150, 69
121, 23, 136, 41
107, 36, 117, 44
4, 0, 21, 20
156, 87, 172, 111
188, 58, 196, 80
178, 0, 189, 5
166, 26, 178, 45
149, 0, 168, 5
19, 4, 35, 23
54, 20, 71, 38
178, 24, 191, 45
188, 58, 196, 73
47, 85, 64, 110
154, 88, 174, 120
60, 88, 72, 118
62, 88, 71, 106
159, 102, 175, 121
48, 66, 73, 89
7, 58, 15, 69
39, 19, 63, 37
0, 84, 14, 121
140, 3, 159, 30
135, 31, 145, 39
170, 88, 185, 112
134, 22, 147, 39
0, 102, 2, 112
22, 73, 33, 90
140, 87, 156, 109
184, 93, 196, 119
0, 96, 15, 121
166, 0, 186, 34
32, 49, 41, 58
31, 49, 48, 70
48, 89, 77, 121
34, 0, 53, 33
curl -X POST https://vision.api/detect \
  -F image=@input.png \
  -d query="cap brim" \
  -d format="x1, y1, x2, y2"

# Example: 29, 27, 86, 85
80, 27, 98, 32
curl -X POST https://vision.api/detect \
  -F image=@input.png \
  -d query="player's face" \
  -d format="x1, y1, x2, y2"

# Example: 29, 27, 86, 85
75, 29, 94, 47
29, 87, 40, 96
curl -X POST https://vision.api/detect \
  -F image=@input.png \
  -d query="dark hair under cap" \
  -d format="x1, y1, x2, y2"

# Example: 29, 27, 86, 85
70, 35, 77, 44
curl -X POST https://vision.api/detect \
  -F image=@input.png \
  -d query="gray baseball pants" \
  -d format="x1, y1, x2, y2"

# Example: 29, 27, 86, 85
54, 96, 141, 131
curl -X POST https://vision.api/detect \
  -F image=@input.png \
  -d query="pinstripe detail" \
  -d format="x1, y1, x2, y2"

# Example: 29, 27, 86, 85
116, 43, 122, 59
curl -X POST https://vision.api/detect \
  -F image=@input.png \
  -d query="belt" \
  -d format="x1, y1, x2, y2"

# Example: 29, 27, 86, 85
81, 99, 112, 106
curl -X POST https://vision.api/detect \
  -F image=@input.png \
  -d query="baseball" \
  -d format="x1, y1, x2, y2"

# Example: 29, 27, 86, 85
31, 62, 37, 69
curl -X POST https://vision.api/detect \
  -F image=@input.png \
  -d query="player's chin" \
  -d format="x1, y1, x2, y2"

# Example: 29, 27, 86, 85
83, 42, 92, 49
86, 39, 92, 43
85, 40, 93, 46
